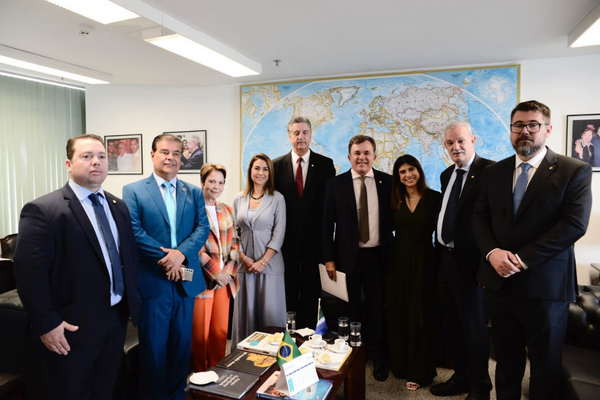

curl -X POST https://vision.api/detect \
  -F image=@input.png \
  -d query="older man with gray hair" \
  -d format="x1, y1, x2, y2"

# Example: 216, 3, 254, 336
431, 121, 494, 400
181, 135, 204, 170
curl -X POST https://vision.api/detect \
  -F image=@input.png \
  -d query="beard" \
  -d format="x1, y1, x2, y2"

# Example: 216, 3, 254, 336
512, 137, 541, 158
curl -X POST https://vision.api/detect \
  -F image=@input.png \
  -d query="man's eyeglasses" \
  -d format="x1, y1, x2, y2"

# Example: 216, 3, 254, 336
510, 122, 548, 133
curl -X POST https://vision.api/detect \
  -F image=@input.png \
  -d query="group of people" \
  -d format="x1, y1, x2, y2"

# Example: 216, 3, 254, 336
12, 100, 592, 400
107, 137, 141, 172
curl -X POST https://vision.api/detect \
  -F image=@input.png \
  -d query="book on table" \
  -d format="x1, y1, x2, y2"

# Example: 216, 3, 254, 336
298, 342, 352, 372
216, 349, 277, 376
237, 331, 283, 357
188, 366, 259, 399
256, 371, 333, 400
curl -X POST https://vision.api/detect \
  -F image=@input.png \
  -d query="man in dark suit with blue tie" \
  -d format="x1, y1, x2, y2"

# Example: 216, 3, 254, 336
273, 117, 336, 329
14, 134, 141, 400
322, 135, 393, 381
473, 100, 592, 400
123, 134, 209, 400
431, 121, 494, 400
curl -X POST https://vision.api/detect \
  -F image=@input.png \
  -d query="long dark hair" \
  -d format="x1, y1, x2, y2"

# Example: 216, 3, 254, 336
390, 154, 429, 210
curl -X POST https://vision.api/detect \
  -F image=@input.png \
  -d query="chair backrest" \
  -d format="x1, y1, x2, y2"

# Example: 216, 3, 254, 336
0, 234, 18, 260
565, 285, 600, 351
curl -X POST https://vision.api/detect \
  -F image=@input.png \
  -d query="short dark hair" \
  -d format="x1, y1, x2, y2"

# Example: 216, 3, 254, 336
348, 135, 376, 154
511, 100, 551, 123
287, 117, 312, 134
390, 154, 429, 210
66, 134, 104, 160
243, 153, 275, 197
130, 137, 139, 144
152, 134, 183, 152
200, 163, 227, 185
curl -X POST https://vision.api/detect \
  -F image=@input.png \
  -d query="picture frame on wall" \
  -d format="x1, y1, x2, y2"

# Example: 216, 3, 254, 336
104, 134, 143, 175
164, 130, 207, 174
565, 114, 600, 171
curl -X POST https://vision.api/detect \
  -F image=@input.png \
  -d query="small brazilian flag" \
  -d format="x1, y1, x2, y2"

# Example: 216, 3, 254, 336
276, 330, 301, 366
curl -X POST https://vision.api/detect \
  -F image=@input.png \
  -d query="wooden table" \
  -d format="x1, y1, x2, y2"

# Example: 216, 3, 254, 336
187, 327, 366, 400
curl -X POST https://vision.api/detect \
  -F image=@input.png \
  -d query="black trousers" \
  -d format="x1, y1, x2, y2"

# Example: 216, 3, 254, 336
437, 250, 492, 395
284, 257, 322, 330
38, 302, 128, 400
486, 284, 569, 400
345, 246, 386, 363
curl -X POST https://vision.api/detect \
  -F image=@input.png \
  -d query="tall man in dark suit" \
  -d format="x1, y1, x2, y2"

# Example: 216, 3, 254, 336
473, 101, 592, 400
322, 135, 392, 381
123, 134, 209, 400
273, 117, 336, 329
14, 134, 141, 400
431, 121, 494, 400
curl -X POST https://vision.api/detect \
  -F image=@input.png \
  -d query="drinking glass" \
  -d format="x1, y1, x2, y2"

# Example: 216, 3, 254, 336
338, 317, 349, 340
350, 322, 362, 346
286, 311, 296, 334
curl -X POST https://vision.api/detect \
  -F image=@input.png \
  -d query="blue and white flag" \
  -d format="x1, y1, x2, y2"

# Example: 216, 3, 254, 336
315, 298, 327, 335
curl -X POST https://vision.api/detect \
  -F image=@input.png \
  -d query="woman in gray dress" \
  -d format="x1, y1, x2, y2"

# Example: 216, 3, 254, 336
231, 153, 287, 347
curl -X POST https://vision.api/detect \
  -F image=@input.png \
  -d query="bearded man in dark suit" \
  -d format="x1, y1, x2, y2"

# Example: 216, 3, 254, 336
473, 100, 592, 400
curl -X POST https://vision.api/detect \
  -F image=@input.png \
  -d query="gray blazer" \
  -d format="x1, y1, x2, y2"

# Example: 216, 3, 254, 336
233, 191, 286, 275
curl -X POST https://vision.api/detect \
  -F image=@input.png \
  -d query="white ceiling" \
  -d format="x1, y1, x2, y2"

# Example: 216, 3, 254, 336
1, 0, 600, 87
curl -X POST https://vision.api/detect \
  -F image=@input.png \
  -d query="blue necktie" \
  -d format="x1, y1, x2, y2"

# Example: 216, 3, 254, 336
441, 169, 465, 244
513, 163, 531, 216
163, 182, 178, 248
89, 193, 124, 296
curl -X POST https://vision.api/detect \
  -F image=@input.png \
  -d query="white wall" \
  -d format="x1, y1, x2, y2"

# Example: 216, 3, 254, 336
86, 53, 600, 284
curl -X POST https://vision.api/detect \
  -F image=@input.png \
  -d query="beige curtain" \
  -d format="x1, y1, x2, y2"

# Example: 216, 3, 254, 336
0, 74, 85, 237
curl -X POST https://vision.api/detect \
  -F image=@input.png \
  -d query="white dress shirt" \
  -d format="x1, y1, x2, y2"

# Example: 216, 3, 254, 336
351, 169, 380, 248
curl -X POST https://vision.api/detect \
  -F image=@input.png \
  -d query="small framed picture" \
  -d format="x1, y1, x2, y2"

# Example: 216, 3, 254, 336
164, 130, 207, 174
566, 114, 600, 171
104, 134, 143, 175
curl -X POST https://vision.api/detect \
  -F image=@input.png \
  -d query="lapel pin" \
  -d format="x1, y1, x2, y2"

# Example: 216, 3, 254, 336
182, 188, 187, 192
112, 200, 117, 204
549, 166, 554, 170
471, 175, 475, 179
311, 164, 314, 167
379, 180, 382, 184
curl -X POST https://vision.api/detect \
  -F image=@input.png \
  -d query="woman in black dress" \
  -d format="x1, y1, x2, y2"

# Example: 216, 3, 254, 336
386, 154, 441, 391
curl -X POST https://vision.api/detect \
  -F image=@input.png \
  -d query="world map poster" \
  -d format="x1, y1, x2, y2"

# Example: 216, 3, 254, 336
240, 65, 519, 190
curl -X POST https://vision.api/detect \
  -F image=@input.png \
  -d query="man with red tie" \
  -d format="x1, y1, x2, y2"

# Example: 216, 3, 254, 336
273, 117, 335, 329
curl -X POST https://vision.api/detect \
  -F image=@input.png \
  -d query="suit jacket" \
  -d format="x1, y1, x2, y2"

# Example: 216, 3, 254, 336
198, 201, 240, 298
123, 175, 209, 298
472, 147, 592, 301
322, 169, 393, 274
273, 151, 335, 265
232, 191, 286, 275
14, 184, 141, 347
181, 148, 204, 170
437, 154, 495, 282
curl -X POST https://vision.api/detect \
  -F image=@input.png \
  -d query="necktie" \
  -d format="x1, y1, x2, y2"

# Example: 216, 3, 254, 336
296, 157, 304, 198
359, 176, 370, 244
441, 169, 466, 244
513, 163, 531, 216
163, 182, 178, 248
89, 193, 124, 296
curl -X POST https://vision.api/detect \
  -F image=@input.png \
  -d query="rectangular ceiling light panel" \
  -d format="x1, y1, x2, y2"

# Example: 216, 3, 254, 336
569, 3, 600, 47
44, 0, 139, 24
145, 34, 260, 77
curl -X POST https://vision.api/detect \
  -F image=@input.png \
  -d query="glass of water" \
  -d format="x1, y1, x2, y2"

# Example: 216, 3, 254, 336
286, 311, 296, 334
350, 322, 362, 346
338, 317, 349, 340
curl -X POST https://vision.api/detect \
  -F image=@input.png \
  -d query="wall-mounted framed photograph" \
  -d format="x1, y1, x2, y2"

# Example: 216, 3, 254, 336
104, 134, 143, 175
164, 130, 207, 174
566, 114, 600, 171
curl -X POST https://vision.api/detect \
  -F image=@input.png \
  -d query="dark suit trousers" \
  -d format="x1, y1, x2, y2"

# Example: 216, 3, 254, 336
284, 257, 321, 329
345, 246, 386, 363
486, 284, 569, 400
138, 282, 194, 400
437, 250, 492, 395
38, 301, 128, 400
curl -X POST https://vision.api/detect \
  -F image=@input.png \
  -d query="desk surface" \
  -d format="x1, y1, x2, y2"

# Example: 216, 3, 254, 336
187, 327, 366, 400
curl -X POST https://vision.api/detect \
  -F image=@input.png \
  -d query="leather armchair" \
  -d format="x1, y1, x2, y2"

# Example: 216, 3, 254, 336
562, 285, 600, 400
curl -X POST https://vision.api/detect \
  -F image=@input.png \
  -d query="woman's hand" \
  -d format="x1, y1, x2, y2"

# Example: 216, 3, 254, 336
247, 261, 265, 275
215, 271, 231, 286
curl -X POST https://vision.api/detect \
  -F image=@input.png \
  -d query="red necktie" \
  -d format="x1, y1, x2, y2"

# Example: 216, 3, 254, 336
296, 157, 303, 198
